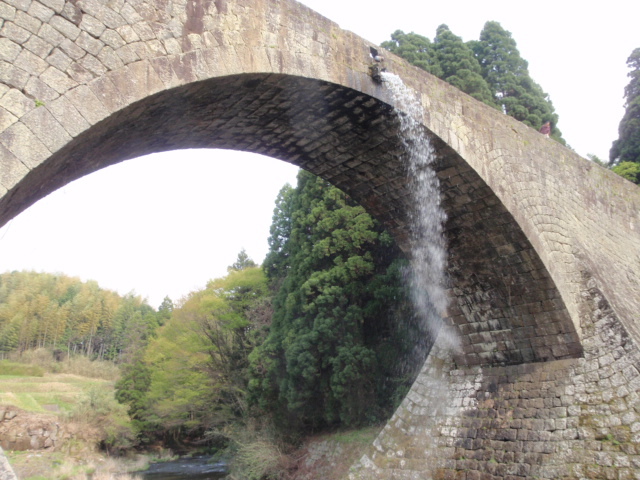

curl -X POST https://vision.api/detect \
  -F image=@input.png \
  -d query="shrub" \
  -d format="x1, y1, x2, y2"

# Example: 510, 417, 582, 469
67, 387, 137, 453
225, 420, 292, 480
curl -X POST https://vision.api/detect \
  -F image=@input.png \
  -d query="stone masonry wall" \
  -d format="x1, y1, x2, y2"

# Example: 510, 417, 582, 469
350, 273, 640, 479
0, 448, 17, 480
0, 407, 62, 451
0, 0, 638, 351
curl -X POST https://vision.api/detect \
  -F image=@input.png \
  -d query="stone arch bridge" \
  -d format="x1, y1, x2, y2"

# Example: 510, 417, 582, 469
0, 0, 639, 477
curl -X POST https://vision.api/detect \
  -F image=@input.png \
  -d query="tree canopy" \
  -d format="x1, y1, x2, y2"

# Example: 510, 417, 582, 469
612, 161, 640, 183
115, 257, 273, 443
0, 271, 158, 361
383, 22, 565, 143
469, 21, 564, 142
381, 30, 439, 75
249, 171, 421, 432
432, 24, 498, 108
610, 47, 640, 173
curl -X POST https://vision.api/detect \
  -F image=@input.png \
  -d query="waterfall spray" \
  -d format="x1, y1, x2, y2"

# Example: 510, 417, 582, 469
382, 72, 459, 353
349, 70, 470, 480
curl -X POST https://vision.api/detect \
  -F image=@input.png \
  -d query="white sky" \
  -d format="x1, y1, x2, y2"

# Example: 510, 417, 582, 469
0, 0, 638, 308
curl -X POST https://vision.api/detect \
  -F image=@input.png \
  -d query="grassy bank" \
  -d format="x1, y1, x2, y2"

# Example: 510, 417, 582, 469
6, 450, 149, 480
0, 354, 142, 479
289, 425, 382, 480
1, 355, 382, 480
227, 423, 382, 480
0, 370, 113, 415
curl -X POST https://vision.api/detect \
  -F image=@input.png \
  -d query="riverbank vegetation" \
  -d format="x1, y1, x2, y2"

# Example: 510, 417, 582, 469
111, 170, 426, 477
0, 170, 423, 479
0, 354, 155, 479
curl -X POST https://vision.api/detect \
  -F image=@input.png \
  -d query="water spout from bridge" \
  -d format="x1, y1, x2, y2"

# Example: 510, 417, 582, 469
381, 72, 460, 355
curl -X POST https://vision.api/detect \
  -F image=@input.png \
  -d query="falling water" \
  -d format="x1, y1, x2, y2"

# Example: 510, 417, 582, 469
349, 73, 468, 479
381, 72, 460, 353
349, 72, 474, 479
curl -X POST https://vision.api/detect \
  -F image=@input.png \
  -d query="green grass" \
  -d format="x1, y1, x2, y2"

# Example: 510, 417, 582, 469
330, 425, 382, 445
0, 368, 115, 414
1, 359, 140, 479
0, 361, 44, 377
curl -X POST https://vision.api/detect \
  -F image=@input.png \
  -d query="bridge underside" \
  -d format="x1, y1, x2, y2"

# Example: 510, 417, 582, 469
0, 73, 582, 368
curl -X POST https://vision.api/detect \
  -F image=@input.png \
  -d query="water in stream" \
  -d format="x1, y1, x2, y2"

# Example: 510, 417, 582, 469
138, 456, 227, 480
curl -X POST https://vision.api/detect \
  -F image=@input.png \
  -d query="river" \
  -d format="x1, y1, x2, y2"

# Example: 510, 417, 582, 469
138, 456, 228, 479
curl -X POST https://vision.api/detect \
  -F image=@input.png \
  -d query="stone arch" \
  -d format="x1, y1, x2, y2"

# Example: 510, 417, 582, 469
0, 0, 639, 362
3, 0, 640, 477
1, 69, 582, 366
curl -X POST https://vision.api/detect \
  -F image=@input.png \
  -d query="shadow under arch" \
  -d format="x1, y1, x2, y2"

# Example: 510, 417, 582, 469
0, 73, 582, 367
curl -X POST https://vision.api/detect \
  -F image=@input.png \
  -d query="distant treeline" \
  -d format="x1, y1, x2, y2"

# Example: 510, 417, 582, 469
0, 271, 168, 362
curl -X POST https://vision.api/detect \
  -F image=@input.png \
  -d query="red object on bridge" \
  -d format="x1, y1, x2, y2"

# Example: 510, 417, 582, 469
539, 122, 551, 136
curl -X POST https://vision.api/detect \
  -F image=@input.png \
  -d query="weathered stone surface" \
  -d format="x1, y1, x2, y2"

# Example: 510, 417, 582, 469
0, 105, 17, 132
21, 102, 70, 150
13, 47, 48, 74
350, 277, 640, 479
39, 63, 75, 92
0, 37, 21, 61
23, 33, 53, 58
27, 1, 54, 23
1, 20, 30, 44
49, 14, 80, 40
0, 142, 27, 189
0, 120, 50, 167
1, 0, 639, 478
0, 87, 32, 116
0, 446, 18, 480
79, 13, 105, 37
45, 94, 87, 136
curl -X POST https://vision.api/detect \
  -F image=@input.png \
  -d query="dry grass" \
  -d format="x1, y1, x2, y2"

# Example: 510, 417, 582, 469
232, 439, 291, 479
0, 361, 44, 377
0, 371, 113, 414
225, 424, 382, 480
7, 451, 148, 480
11, 349, 120, 381
1, 356, 136, 468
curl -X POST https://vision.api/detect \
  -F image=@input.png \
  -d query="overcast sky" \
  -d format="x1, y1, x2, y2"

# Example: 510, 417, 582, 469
0, 0, 638, 308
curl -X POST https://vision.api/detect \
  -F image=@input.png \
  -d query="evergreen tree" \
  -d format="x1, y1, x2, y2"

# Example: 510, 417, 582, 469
115, 360, 153, 434
228, 248, 258, 272
469, 21, 565, 143
381, 30, 440, 75
263, 184, 295, 283
610, 48, 640, 170
157, 296, 174, 324
432, 24, 498, 108
250, 171, 419, 432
